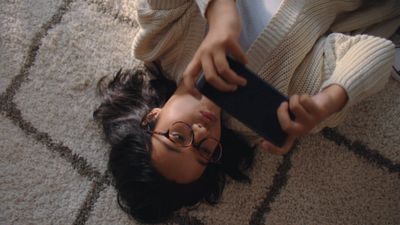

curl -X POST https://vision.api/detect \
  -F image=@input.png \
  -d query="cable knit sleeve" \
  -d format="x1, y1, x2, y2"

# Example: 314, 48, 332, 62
331, 0, 400, 35
132, 0, 193, 62
132, 0, 211, 82
132, 0, 213, 61
312, 33, 395, 132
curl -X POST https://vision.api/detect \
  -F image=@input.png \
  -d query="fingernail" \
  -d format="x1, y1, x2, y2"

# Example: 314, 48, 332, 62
261, 142, 269, 150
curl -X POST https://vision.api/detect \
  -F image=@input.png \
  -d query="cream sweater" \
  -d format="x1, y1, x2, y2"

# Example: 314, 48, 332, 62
133, 0, 398, 143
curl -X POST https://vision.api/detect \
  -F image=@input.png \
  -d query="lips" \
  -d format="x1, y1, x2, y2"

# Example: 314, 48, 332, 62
200, 111, 217, 123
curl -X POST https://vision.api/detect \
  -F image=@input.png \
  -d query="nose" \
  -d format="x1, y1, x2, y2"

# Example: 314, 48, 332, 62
192, 123, 208, 141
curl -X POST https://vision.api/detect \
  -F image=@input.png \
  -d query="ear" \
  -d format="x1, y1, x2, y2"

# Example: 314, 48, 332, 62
141, 108, 161, 126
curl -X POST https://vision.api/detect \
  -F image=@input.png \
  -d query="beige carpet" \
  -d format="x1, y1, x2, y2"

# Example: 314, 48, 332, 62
1, 0, 399, 224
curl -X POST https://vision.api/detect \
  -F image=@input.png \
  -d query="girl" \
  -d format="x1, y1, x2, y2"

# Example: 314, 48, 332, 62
94, 0, 398, 223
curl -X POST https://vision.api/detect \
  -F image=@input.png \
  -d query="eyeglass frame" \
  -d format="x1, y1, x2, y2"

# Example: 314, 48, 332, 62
145, 121, 223, 163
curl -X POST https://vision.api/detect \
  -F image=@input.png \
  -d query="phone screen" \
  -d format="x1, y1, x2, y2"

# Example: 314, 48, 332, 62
196, 56, 292, 147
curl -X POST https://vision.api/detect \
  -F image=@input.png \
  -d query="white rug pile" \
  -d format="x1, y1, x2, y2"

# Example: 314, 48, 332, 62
1, 0, 399, 224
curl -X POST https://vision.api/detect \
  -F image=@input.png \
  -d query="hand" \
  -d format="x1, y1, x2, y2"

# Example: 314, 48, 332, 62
182, 0, 248, 97
260, 85, 348, 155
260, 94, 325, 155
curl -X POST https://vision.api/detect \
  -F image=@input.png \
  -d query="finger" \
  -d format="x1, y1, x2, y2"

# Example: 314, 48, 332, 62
227, 40, 249, 65
277, 101, 294, 130
278, 135, 296, 154
213, 52, 247, 86
289, 95, 313, 123
300, 95, 321, 117
260, 139, 284, 155
259, 139, 273, 152
260, 136, 295, 155
260, 140, 283, 155
202, 55, 237, 92
183, 55, 202, 98
277, 101, 304, 136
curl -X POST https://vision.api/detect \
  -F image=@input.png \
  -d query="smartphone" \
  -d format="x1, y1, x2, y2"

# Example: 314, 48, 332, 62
195, 56, 293, 147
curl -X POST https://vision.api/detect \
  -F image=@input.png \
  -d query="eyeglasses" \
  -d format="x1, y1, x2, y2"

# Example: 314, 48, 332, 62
147, 121, 223, 163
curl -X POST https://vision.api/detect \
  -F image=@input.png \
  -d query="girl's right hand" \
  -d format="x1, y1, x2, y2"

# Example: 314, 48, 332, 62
183, 0, 248, 96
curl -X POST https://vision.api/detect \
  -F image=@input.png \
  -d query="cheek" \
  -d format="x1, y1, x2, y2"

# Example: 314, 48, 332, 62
178, 160, 206, 183
151, 143, 206, 183
165, 98, 199, 121
162, 109, 193, 127
211, 123, 222, 140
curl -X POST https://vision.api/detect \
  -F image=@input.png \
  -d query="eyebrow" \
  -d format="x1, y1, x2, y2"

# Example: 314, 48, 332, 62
156, 138, 208, 166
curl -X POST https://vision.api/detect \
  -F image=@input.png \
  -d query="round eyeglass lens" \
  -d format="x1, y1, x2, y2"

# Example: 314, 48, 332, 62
198, 138, 222, 162
169, 122, 193, 146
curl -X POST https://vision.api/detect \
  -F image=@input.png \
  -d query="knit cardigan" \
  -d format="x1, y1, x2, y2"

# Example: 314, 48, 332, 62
132, 0, 398, 144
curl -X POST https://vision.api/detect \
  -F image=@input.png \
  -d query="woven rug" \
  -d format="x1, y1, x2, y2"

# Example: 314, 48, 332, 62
1, 1, 399, 224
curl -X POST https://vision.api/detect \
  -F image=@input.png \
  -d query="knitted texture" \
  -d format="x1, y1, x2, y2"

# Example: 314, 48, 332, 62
133, 0, 397, 139
1, 0, 400, 224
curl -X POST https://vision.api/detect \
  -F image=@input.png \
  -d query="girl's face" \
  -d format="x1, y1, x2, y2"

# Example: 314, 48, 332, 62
148, 84, 222, 183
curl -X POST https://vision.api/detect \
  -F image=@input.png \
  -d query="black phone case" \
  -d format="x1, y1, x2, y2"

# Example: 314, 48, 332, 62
196, 56, 291, 147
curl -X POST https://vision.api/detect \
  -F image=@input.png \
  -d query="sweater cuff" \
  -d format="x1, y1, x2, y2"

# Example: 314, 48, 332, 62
312, 33, 395, 133
321, 34, 395, 110
147, 0, 189, 9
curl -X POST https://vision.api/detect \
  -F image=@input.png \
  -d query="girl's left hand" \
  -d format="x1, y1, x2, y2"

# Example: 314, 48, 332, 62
260, 85, 348, 155
260, 94, 327, 155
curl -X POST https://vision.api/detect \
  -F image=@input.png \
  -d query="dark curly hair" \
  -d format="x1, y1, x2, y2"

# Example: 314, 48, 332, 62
93, 63, 255, 223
